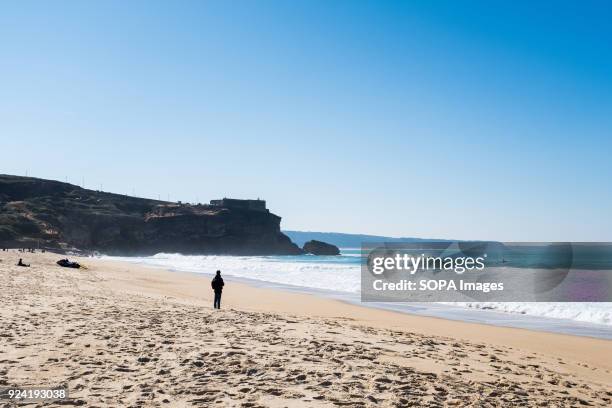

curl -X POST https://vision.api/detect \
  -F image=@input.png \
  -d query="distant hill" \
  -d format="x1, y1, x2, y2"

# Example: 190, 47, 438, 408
282, 230, 443, 248
0, 174, 301, 255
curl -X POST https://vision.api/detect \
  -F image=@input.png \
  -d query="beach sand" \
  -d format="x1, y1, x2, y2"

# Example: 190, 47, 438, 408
1, 251, 611, 407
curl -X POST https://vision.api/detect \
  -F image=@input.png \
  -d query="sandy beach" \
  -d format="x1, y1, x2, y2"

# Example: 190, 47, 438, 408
1, 250, 611, 407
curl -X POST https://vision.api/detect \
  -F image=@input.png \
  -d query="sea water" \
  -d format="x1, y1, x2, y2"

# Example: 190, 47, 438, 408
102, 249, 612, 331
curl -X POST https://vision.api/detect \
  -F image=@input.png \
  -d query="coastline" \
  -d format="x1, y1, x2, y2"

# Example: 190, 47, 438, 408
103, 253, 612, 340
94, 257, 612, 370
2, 250, 611, 406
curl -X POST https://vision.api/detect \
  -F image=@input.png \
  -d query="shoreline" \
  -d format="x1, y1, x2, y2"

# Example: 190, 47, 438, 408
91, 256, 612, 371
2, 250, 611, 406
102, 255, 612, 340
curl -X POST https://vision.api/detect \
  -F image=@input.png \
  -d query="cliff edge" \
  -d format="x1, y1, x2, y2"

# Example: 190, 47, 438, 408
0, 175, 302, 255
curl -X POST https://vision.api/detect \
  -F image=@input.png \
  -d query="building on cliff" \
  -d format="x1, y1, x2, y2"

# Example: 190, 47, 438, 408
0, 175, 302, 255
210, 198, 268, 212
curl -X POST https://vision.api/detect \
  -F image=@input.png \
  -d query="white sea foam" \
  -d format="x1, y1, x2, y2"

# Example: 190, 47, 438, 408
102, 253, 612, 327
448, 302, 612, 326
104, 253, 362, 294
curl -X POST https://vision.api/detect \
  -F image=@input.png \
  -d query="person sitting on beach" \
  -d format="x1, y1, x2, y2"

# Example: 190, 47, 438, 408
211, 270, 224, 309
17, 258, 30, 267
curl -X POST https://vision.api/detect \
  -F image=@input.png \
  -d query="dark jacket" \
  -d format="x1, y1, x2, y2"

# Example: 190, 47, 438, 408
211, 276, 224, 292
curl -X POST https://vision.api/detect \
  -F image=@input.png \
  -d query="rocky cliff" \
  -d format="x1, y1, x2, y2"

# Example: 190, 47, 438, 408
0, 175, 302, 255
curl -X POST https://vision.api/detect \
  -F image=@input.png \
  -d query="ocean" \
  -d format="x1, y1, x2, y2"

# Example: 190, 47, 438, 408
102, 249, 612, 338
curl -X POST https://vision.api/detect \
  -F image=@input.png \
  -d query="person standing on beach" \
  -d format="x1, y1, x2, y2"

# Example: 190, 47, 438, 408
211, 270, 224, 309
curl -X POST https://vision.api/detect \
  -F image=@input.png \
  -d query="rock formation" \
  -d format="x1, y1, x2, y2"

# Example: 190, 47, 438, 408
302, 240, 340, 256
0, 175, 302, 255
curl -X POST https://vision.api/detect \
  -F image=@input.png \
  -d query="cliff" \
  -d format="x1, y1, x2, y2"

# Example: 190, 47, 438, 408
0, 175, 302, 255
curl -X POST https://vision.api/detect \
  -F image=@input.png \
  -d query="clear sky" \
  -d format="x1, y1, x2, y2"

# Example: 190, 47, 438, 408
1, 1, 611, 241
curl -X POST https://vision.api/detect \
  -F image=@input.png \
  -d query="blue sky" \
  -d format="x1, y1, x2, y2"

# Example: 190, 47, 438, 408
1, 1, 611, 241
